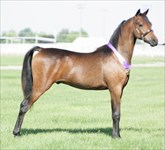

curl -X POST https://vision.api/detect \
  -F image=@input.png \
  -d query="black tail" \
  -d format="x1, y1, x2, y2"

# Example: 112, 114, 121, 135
21, 46, 41, 98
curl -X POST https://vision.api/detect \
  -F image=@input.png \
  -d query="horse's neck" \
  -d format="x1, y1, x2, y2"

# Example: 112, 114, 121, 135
117, 19, 136, 64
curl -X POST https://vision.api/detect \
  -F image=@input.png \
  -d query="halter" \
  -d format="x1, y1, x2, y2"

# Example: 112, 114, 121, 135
107, 43, 131, 71
136, 28, 153, 41
133, 18, 153, 41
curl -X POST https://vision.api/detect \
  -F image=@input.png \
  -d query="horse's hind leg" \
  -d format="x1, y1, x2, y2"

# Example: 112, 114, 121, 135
13, 97, 30, 136
13, 73, 53, 136
13, 93, 41, 136
13, 83, 52, 136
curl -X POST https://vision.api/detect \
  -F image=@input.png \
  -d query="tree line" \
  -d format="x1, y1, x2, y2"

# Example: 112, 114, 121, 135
1, 28, 88, 43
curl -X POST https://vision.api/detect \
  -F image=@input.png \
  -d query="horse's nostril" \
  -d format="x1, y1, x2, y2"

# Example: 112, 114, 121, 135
150, 38, 158, 46
154, 42, 158, 46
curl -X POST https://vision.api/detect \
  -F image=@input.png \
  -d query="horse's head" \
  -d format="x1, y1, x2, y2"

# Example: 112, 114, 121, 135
133, 9, 158, 47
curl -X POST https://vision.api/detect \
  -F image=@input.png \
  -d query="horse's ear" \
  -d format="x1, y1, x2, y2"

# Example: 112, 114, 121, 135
143, 9, 149, 15
135, 9, 141, 16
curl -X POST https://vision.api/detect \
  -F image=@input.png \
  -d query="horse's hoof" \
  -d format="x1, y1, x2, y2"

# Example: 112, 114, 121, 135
13, 131, 20, 137
112, 135, 121, 139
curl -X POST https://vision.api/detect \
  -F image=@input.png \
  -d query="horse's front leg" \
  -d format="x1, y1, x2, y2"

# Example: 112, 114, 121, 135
110, 87, 123, 138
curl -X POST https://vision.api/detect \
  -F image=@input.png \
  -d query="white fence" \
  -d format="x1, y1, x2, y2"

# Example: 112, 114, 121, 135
0, 36, 55, 44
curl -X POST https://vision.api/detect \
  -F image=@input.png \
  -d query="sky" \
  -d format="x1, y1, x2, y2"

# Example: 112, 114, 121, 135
1, 0, 164, 42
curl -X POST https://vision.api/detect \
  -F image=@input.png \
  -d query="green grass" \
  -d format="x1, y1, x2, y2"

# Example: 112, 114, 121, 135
0, 57, 165, 149
132, 56, 164, 64
1, 55, 24, 66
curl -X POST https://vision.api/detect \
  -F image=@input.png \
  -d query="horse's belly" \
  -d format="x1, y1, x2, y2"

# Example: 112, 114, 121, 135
56, 80, 108, 90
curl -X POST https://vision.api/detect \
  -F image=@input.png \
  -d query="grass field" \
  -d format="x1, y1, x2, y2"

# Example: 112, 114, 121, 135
0, 56, 165, 149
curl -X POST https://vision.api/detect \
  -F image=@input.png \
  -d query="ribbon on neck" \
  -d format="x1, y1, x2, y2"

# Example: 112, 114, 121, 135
107, 43, 131, 70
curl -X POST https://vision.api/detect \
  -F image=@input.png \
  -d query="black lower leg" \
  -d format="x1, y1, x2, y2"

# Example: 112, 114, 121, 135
112, 112, 121, 138
13, 99, 29, 136
111, 99, 121, 138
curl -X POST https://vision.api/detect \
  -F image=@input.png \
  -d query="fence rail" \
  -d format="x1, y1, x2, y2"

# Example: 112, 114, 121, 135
0, 36, 56, 44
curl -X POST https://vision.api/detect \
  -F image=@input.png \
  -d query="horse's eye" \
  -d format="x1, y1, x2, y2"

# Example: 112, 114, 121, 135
139, 24, 143, 27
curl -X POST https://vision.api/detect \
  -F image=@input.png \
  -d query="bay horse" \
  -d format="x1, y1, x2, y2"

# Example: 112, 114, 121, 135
13, 9, 158, 138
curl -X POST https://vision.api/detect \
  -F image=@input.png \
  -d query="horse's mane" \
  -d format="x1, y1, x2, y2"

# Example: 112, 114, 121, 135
95, 20, 126, 54
109, 20, 126, 48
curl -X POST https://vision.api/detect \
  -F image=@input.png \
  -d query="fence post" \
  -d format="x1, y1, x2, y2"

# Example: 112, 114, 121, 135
35, 35, 38, 44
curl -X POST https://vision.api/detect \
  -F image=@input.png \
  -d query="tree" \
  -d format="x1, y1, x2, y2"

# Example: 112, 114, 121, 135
18, 28, 35, 43
56, 29, 88, 42
18, 28, 35, 37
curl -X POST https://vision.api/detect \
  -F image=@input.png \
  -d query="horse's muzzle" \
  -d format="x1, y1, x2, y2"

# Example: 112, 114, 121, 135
146, 37, 158, 47
150, 38, 158, 47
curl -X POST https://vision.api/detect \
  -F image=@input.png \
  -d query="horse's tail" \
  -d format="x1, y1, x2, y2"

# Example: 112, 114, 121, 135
21, 46, 41, 98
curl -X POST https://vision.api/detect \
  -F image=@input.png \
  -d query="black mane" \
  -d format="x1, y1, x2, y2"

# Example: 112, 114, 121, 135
95, 20, 126, 55
109, 20, 126, 48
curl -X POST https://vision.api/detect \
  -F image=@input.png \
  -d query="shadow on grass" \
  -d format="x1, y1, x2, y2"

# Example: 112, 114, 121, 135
21, 127, 164, 136
21, 127, 112, 136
